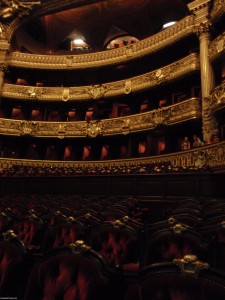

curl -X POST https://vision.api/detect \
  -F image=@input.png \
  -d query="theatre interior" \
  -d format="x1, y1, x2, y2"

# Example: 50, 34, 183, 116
1, 0, 225, 298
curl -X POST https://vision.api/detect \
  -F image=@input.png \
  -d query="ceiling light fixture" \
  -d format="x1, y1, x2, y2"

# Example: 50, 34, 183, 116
162, 21, 177, 29
73, 38, 84, 45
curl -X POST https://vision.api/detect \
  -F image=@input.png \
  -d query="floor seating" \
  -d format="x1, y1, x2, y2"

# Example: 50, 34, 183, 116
23, 241, 115, 300
123, 255, 225, 300
90, 220, 140, 271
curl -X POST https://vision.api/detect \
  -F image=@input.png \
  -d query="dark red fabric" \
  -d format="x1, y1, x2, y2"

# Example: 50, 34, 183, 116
24, 253, 110, 300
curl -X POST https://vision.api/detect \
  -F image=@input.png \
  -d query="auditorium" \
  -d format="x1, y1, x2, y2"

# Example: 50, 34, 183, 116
0, 0, 225, 298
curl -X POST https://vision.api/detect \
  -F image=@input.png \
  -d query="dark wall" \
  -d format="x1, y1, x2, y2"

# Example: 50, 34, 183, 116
0, 174, 225, 199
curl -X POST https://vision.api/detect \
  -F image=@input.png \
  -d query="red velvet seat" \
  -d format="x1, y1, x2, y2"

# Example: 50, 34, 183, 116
24, 243, 114, 300
42, 220, 85, 253
0, 237, 27, 298
123, 256, 225, 300
12, 216, 45, 252
0, 212, 11, 233
141, 226, 208, 268
90, 221, 140, 270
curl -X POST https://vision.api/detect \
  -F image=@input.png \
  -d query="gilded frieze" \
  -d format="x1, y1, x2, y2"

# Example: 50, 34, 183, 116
210, 0, 225, 21
210, 82, 225, 112
6, 16, 195, 69
2, 53, 200, 101
0, 141, 225, 174
0, 1, 41, 23
0, 98, 201, 137
209, 32, 225, 62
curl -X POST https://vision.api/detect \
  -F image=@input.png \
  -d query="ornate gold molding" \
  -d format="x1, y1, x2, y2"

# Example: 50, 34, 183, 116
0, 98, 201, 137
209, 32, 225, 62
6, 16, 195, 69
0, 141, 225, 174
86, 121, 103, 138
210, 82, 225, 112
0, 1, 41, 23
188, 0, 211, 25
210, 0, 225, 21
174, 254, 209, 274
2, 53, 200, 101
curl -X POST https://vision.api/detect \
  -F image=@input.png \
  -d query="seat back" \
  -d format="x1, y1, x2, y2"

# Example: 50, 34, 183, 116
24, 242, 113, 300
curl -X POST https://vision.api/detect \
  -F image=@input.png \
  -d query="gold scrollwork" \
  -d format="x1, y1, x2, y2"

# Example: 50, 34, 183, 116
62, 88, 70, 101
152, 108, 168, 127
28, 87, 37, 100
20, 121, 37, 136
86, 121, 103, 138
124, 80, 132, 94
172, 223, 188, 234
88, 84, 108, 99
0, 0, 41, 22
174, 254, 209, 275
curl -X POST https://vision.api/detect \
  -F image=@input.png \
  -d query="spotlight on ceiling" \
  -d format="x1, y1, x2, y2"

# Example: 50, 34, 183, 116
162, 21, 177, 29
73, 38, 84, 45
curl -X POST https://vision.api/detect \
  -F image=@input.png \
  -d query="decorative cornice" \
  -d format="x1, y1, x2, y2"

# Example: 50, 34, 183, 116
6, 15, 196, 69
2, 53, 200, 101
0, 1, 41, 24
187, 0, 211, 25
210, 82, 225, 113
209, 32, 225, 62
0, 98, 201, 137
0, 141, 225, 174
210, 0, 225, 22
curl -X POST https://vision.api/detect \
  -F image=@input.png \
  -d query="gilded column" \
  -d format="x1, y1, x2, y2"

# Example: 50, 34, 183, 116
198, 23, 218, 144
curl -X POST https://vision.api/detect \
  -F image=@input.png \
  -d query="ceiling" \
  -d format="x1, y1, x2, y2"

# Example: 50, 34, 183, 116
12, 0, 193, 54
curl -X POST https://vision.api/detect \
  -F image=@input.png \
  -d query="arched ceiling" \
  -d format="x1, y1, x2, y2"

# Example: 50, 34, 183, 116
12, 0, 193, 54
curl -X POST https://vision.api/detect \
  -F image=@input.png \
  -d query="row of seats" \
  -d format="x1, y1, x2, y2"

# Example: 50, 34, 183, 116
1, 236, 225, 299
1, 195, 225, 272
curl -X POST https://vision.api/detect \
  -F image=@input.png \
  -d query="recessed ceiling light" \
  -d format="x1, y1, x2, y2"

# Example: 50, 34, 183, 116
73, 38, 84, 45
162, 21, 177, 29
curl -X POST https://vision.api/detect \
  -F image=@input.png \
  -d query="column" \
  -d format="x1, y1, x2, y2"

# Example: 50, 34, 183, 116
198, 23, 218, 144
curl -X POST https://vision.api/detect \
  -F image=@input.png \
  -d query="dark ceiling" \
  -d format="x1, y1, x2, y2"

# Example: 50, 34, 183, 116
12, 0, 193, 54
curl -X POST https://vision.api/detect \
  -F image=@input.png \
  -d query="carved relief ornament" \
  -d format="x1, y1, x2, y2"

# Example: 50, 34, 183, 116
86, 121, 103, 138
0, 0, 41, 23
210, 0, 225, 20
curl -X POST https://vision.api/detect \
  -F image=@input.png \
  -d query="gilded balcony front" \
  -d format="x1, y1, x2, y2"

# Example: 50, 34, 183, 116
0, 141, 224, 175
209, 32, 225, 62
2, 53, 200, 101
5, 16, 196, 70
0, 98, 201, 138
210, 82, 225, 113
210, 0, 225, 22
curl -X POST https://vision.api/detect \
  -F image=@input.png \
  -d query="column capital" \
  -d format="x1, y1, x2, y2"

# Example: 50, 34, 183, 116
195, 21, 212, 37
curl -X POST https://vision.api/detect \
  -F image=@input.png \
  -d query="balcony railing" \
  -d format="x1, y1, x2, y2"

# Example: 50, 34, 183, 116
210, 82, 225, 113
210, 0, 225, 21
2, 53, 200, 101
0, 98, 201, 137
0, 141, 224, 176
209, 32, 225, 62
6, 16, 196, 69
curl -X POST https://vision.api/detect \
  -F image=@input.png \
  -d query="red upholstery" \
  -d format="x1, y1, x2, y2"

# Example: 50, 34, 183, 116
12, 219, 44, 251
24, 250, 112, 300
124, 263, 225, 300
0, 240, 25, 298
142, 229, 208, 267
42, 222, 84, 252
91, 223, 139, 269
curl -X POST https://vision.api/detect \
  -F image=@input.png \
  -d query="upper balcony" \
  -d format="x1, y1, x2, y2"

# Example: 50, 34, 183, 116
6, 16, 196, 70
2, 53, 200, 101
